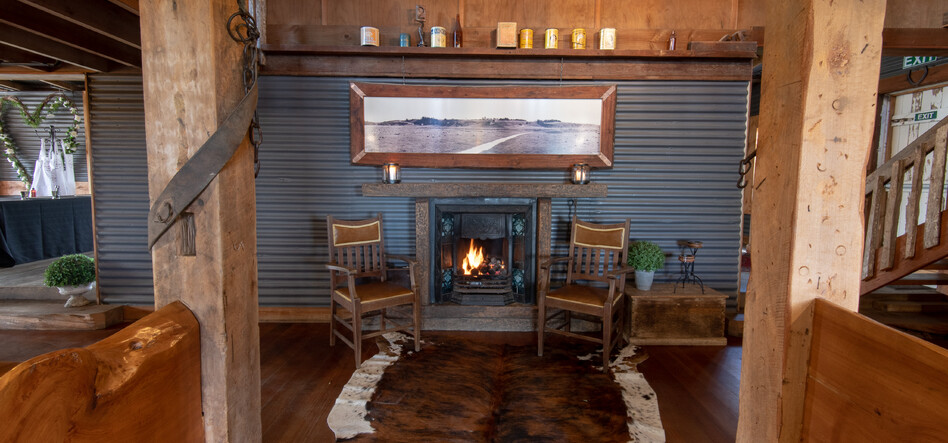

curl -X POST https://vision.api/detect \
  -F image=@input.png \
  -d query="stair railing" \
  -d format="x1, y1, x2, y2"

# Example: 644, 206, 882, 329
862, 118, 948, 293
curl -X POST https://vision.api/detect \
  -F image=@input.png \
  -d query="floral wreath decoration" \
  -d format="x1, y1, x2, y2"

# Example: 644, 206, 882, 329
0, 93, 83, 186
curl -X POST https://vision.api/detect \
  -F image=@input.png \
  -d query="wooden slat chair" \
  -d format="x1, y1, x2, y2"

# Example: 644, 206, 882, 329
537, 216, 632, 372
327, 213, 422, 368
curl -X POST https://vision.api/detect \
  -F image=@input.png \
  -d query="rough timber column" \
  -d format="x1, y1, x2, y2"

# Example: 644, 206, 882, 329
139, 1, 261, 441
737, 1, 884, 441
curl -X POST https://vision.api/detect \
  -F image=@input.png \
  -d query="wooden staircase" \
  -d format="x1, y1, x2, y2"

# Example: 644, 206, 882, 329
862, 118, 948, 294
861, 118, 948, 339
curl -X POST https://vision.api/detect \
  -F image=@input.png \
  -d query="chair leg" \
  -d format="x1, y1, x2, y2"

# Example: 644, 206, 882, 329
537, 296, 545, 356
602, 307, 612, 373
352, 309, 363, 369
380, 307, 386, 332
329, 297, 336, 347
412, 298, 421, 352
565, 310, 572, 333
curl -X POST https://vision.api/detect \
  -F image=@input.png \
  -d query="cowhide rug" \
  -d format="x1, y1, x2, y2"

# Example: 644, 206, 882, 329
328, 333, 664, 442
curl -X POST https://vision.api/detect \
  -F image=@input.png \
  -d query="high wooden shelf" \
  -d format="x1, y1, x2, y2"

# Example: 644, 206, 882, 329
362, 183, 608, 198
260, 43, 757, 81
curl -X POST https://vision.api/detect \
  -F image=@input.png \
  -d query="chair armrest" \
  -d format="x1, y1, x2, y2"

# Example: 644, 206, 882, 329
539, 256, 572, 270
385, 254, 418, 267
606, 266, 635, 280
326, 263, 357, 274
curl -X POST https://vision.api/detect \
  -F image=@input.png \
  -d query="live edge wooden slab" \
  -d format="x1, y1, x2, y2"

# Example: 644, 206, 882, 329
626, 283, 728, 345
362, 183, 607, 198
0, 301, 203, 442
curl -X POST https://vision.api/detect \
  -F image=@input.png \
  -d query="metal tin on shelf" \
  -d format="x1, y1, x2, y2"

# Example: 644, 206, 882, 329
599, 28, 616, 50
544, 28, 558, 49
360, 26, 379, 46
519, 28, 533, 48
571, 28, 586, 49
431, 26, 447, 48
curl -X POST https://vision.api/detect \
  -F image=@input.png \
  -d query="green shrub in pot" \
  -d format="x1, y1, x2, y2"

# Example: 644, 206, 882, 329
627, 241, 664, 290
44, 254, 96, 307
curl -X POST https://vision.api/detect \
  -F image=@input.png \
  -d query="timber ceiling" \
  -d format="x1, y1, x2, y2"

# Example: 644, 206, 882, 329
0, 0, 140, 92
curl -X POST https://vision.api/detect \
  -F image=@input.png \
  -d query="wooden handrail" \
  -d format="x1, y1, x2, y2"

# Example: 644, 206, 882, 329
862, 118, 948, 290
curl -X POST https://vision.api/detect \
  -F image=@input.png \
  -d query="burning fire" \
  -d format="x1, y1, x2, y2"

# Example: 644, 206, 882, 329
461, 239, 484, 275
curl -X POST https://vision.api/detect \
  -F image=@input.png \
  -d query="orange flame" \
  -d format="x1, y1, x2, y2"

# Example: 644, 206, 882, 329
461, 239, 484, 275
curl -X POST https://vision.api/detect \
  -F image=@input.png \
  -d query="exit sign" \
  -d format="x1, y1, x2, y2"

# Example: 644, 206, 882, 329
903, 56, 938, 69
915, 111, 938, 122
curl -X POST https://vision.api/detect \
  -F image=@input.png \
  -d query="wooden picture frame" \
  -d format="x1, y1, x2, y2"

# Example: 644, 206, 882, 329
349, 82, 617, 169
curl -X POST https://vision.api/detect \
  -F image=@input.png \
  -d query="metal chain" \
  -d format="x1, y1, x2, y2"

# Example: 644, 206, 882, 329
227, 1, 262, 177
737, 149, 757, 189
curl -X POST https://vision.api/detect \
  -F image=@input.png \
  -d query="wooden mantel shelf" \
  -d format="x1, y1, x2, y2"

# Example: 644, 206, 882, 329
261, 44, 757, 60
362, 183, 607, 198
260, 44, 755, 81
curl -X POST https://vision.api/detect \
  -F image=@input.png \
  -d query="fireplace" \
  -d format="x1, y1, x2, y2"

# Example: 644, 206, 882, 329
432, 199, 536, 305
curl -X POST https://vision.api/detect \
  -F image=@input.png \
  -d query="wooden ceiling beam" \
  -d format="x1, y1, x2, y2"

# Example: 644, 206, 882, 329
0, 80, 29, 91
735, 27, 948, 55
19, 0, 141, 49
0, 2, 141, 67
881, 28, 948, 56
107, 0, 139, 15
0, 26, 112, 72
0, 43, 57, 66
40, 79, 83, 91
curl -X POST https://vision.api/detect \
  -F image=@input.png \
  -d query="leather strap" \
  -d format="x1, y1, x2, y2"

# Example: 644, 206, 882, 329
147, 85, 258, 250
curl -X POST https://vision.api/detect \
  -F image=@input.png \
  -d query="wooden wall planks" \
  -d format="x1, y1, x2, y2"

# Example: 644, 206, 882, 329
264, 0, 948, 47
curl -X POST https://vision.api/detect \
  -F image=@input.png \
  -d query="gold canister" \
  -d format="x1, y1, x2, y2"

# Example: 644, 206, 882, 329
431, 26, 447, 48
544, 28, 558, 49
571, 28, 586, 49
599, 28, 616, 50
519, 28, 534, 48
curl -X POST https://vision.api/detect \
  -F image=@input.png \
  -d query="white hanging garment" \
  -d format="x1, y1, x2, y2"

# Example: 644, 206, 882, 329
30, 138, 57, 196
59, 139, 76, 195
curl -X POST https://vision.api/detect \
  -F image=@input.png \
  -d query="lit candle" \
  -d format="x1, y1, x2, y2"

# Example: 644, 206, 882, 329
570, 163, 590, 184
382, 163, 401, 184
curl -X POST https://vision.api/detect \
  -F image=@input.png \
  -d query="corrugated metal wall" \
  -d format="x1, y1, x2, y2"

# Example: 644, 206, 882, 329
89, 75, 747, 306
87, 76, 153, 304
0, 91, 87, 184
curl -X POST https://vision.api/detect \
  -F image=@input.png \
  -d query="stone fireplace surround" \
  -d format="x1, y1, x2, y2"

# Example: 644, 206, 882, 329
362, 183, 607, 331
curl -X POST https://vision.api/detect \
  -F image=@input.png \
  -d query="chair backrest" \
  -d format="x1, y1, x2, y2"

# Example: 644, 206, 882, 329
327, 213, 387, 285
566, 216, 630, 288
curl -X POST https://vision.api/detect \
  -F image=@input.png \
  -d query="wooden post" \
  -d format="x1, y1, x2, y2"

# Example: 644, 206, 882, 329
737, 1, 885, 442
139, 1, 261, 441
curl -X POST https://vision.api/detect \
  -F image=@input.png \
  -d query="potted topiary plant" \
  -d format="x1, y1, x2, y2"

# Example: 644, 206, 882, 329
44, 254, 96, 308
627, 241, 665, 290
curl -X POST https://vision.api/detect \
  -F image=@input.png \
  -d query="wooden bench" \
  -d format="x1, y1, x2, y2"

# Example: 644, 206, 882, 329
625, 283, 727, 345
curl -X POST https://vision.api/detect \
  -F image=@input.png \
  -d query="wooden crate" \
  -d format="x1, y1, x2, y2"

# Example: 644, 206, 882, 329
625, 283, 727, 345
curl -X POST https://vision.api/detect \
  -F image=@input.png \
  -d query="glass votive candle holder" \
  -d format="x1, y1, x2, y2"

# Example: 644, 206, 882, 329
570, 163, 590, 184
382, 163, 401, 184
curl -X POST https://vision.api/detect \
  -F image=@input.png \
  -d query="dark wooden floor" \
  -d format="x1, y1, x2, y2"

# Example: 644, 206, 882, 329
0, 323, 741, 442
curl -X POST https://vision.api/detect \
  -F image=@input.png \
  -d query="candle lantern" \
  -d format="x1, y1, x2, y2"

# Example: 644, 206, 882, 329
570, 163, 590, 184
382, 163, 401, 184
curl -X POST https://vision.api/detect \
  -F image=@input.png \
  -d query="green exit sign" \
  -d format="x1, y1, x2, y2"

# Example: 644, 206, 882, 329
915, 111, 938, 122
903, 56, 938, 69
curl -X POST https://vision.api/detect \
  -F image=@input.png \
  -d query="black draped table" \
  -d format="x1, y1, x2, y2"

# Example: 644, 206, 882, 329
0, 196, 93, 268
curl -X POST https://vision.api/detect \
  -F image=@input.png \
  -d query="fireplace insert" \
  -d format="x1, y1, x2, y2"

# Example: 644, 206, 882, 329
432, 199, 536, 305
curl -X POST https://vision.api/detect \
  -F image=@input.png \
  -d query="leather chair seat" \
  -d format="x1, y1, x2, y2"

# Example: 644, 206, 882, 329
334, 281, 413, 303
547, 284, 621, 308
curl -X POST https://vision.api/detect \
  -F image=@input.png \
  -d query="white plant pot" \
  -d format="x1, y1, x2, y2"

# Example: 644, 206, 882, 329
58, 281, 96, 308
634, 270, 655, 291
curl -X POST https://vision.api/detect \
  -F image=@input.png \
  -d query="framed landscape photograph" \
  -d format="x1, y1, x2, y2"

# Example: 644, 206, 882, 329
349, 82, 616, 169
